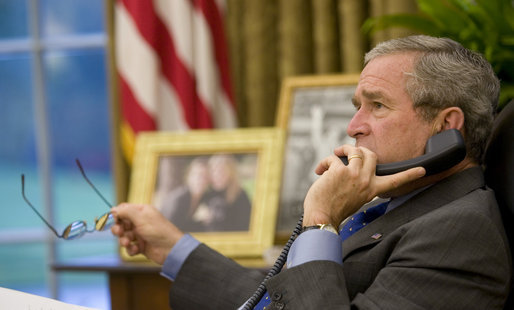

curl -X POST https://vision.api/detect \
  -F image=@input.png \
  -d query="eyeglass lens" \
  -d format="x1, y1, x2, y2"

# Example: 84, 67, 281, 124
62, 221, 88, 240
95, 212, 114, 231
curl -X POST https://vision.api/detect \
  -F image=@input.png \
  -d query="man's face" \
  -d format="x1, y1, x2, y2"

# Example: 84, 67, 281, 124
209, 157, 232, 191
187, 163, 209, 194
347, 52, 433, 164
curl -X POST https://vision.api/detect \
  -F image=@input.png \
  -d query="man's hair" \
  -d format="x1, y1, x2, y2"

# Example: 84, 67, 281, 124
364, 35, 499, 164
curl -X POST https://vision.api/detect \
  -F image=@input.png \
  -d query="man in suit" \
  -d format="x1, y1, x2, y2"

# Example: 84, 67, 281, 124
111, 35, 511, 309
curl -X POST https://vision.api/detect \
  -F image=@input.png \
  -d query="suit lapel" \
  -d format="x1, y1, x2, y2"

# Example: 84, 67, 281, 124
342, 167, 485, 260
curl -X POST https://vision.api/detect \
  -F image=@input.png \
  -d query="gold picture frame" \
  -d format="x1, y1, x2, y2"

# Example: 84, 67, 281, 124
122, 128, 285, 263
274, 74, 360, 234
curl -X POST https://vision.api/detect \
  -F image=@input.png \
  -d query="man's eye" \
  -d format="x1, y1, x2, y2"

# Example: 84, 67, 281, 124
373, 102, 384, 109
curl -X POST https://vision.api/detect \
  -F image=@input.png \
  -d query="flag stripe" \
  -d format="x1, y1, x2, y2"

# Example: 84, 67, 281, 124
192, 5, 218, 113
189, 0, 237, 128
119, 74, 157, 132
156, 78, 190, 131
154, 0, 194, 72
193, 0, 235, 106
120, 0, 213, 129
115, 3, 159, 118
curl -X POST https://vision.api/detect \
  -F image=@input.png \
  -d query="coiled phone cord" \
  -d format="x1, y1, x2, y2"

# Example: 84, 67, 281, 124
242, 215, 304, 310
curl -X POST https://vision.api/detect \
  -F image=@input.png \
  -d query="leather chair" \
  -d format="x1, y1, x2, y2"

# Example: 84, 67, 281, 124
483, 100, 514, 310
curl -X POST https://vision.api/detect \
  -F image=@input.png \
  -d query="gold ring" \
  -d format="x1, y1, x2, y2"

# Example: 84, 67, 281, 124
348, 154, 363, 161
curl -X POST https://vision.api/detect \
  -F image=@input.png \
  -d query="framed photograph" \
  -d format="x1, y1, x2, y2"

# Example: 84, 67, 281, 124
275, 74, 360, 234
123, 128, 285, 262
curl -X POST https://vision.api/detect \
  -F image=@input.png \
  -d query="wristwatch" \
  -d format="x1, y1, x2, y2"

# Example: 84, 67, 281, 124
301, 223, 338, 235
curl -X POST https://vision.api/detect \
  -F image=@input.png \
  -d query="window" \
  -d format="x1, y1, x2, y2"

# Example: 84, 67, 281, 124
0, 1, 114, 308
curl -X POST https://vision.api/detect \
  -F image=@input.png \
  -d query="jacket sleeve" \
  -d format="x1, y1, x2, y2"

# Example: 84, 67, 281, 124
169, 243, 267, 310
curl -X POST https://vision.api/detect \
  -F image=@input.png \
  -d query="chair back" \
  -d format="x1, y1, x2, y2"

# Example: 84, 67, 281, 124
484, 100, 514, 310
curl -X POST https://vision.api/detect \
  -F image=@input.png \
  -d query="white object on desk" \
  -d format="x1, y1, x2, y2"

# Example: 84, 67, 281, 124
0, 287, 98, 310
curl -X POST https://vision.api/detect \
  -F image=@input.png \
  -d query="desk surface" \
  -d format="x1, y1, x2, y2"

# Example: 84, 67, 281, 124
52, 255, 161, 273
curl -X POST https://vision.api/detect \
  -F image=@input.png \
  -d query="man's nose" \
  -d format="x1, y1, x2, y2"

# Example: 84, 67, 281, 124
346, 109, 369, 138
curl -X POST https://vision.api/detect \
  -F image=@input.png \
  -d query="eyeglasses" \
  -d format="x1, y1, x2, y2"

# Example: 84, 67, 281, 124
21, 159, 115, 240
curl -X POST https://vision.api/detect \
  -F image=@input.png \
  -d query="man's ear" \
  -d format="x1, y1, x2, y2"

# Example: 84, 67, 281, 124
434, 107, 465, 132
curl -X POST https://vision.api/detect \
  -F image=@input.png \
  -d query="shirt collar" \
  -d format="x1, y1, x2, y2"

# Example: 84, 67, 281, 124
386, 185, 432, 213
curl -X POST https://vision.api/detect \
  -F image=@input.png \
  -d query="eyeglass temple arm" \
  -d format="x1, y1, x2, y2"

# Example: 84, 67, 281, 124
21, 174, 62, 238
75, 159, 113, 208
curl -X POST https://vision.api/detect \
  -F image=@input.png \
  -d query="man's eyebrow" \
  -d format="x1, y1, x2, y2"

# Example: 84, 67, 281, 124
351, 96, 360, 107
351, 89, 386, 107
361, 89, 385, 100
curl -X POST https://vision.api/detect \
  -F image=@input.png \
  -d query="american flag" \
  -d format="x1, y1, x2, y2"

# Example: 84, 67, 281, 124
115, 0, 238, 161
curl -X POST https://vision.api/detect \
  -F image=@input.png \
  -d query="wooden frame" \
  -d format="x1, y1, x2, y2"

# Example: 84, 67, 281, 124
275, 74, 360, 233
123, 128, 285, 262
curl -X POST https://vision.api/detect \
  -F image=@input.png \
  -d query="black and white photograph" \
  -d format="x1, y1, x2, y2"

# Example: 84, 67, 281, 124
275, 75, 359, 232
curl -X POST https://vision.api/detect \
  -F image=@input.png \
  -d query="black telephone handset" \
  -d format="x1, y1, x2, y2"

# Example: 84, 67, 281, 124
339, 128, 466, 176
242, 129, 466, 309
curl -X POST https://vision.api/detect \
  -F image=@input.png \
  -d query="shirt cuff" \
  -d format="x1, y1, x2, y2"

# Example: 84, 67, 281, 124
286, 229, 342, 268
160, 234, 200, 281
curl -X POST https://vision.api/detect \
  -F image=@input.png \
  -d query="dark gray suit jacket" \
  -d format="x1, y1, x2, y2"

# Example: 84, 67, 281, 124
169, 167, 512, 309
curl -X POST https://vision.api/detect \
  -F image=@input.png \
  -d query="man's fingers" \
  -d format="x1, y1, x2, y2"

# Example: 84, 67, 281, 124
126, 242, 142, 256
376, 167, 426, 193
121, 218, 133, 230
111, 203, 146, 225
314, 156, 332, 175
110, 218, 133, 237
359, 147, 376, 171
334, 144, 361, 157
315, 152, 360, 176
110, 223, 124, 236
119, 235, 131, 247
111, 203, 133, 218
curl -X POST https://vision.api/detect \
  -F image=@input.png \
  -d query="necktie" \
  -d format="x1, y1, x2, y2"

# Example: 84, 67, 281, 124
252, 201, 388, 309
339, 201, 388, 241
252, 291, 271, 309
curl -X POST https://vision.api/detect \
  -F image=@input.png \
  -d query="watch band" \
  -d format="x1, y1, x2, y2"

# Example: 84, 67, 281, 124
301, 223, 338, 235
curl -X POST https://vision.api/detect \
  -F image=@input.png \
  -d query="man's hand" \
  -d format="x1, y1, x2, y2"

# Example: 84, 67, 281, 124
302, 145, 426, 228
110, 203, 185, 265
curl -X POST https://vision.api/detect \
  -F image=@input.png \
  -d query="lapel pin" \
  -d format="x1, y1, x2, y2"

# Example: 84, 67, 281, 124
371, 233, 383, 240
